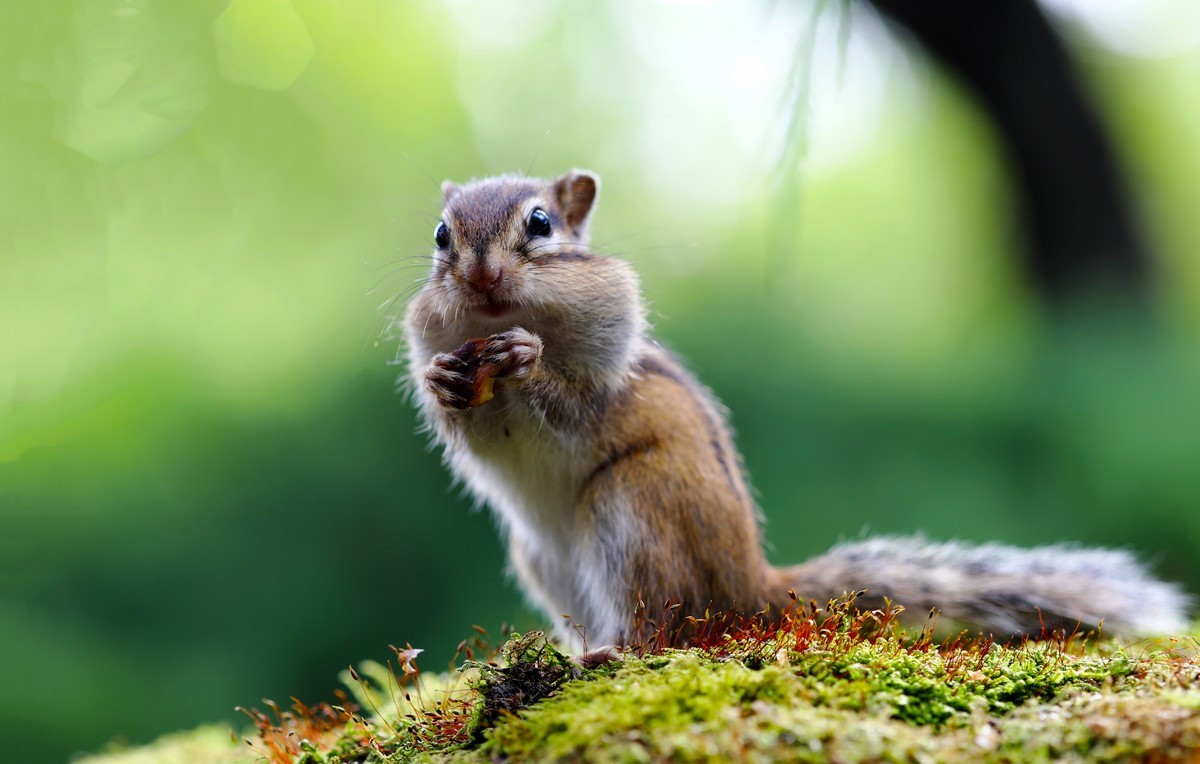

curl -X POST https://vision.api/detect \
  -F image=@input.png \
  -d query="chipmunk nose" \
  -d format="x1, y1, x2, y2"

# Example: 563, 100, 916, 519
464, 262, 504, 296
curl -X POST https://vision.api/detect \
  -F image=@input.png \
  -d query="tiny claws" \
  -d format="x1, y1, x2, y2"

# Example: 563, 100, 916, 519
485, 330, 542, 381
424, 351, 476, 409
425, 365, 466, 385
426, 331, 542, 410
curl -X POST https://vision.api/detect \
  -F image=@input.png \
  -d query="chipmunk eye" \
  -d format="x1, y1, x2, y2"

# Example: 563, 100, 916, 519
434, 221, 450, 249
527, 208, 552, 238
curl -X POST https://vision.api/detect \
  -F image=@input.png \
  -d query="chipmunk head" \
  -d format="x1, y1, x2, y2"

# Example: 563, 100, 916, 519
431, 170, 600, 319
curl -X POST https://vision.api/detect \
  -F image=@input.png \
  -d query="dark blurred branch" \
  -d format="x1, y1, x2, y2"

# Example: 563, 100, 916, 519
865, 0, 1151, 304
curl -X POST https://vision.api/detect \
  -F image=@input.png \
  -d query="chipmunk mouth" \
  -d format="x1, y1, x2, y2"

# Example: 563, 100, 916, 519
477, 297, 516, 318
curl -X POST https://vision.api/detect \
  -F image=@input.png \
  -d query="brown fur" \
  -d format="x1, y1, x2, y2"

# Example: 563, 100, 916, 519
404, 170, 1191, 645
577, 347, 772, 623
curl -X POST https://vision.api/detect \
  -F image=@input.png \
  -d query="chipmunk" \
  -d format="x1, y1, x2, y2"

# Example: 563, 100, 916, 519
402, 169, 1191, 648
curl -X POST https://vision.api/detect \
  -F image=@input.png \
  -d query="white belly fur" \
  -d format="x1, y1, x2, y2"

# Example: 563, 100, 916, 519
442, 388, 632, 646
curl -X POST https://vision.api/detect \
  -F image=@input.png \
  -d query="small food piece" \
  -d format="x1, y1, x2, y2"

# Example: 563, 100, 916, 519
471, 367, 499, 407
450, 338, 501, 408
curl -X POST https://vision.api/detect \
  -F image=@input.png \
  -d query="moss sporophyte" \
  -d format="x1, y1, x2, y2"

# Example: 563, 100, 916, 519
80, 598, 1200, 763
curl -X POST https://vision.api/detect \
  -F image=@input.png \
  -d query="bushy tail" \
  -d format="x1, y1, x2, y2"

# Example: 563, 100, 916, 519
774, 536, 1192, 639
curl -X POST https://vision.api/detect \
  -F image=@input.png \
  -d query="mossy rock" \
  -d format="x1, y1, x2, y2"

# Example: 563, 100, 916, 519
80, 609, 1200, 763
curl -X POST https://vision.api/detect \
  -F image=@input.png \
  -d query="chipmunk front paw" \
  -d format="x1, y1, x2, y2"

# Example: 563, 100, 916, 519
484, 328, 542, 382
424, 350, 477, 410
425, 329, 542, 410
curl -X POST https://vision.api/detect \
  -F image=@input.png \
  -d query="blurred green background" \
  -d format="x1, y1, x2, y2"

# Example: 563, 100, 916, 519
2, 1, 1198, 761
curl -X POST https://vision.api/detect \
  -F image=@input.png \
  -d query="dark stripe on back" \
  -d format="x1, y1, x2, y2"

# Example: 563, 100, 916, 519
634, 354, 690, 387
709, 437, 738, 491
636, 352, 746, 500
581, 436, 659, 493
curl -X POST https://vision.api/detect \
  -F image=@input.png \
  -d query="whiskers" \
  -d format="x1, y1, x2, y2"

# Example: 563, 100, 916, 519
367, 259, 432, 298
365, 252, 443, 367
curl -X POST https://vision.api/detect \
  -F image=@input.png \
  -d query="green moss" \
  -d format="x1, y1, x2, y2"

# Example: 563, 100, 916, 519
453, 642, 1197, 763
82, 615, 1200, 764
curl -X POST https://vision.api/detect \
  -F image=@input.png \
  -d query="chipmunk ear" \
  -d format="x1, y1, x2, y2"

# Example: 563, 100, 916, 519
441, 180, 460, 204
554, 170, 599, 235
